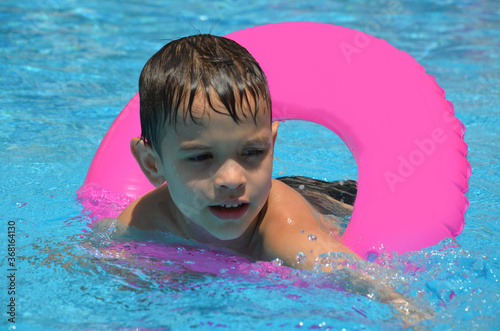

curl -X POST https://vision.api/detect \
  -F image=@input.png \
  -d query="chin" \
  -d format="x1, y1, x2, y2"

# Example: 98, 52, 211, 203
213, 231, 244, 241
211, 224, 249, 241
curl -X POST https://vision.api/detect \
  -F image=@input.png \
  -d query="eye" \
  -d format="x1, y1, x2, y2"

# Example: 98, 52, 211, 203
187, 153, 213, 163
242, 149, 265, 158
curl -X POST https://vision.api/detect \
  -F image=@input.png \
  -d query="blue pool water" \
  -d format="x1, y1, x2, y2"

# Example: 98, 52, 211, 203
1, 0, 499, 330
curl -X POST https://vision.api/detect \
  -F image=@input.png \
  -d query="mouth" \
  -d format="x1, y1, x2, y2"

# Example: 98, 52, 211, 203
209, 203, 249, 220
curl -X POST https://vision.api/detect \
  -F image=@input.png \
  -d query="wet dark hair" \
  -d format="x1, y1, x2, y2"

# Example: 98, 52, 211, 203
139, 34, 272, 155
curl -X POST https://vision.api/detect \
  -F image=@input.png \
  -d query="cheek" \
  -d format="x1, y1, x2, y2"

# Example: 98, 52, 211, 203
169, 179, 209, 218
164, 161, 194, 189
251, 158, 273, 196
167, 171, 210, 206
169, 176, 199, 199
263, 153, 275, 176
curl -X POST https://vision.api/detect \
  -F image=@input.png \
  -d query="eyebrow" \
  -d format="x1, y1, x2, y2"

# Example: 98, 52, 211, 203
178, 143, 211, 152
178, 135, 271, 152
242, 136, 272, 147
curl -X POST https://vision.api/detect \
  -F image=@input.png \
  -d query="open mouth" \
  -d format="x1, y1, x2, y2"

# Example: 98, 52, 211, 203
209, 203, 249, 220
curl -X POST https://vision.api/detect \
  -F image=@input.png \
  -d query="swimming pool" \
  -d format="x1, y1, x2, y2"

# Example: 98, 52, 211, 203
2, 0, 499, 330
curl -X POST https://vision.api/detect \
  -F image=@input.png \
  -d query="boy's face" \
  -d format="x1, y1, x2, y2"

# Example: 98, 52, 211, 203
156, 95, 277, 241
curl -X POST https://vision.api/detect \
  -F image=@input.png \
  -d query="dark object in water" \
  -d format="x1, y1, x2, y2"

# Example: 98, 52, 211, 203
276, 176, 357, 217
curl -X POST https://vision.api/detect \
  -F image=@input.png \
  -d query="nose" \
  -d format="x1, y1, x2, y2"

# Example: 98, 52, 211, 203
214, 159, 246, 190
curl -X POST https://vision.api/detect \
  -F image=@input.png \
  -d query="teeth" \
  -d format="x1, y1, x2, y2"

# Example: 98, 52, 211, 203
221, 203, 242, 208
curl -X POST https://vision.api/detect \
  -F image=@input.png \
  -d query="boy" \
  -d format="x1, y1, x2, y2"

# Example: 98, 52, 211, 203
114, 34, 435, 323
118, 34, 358, 269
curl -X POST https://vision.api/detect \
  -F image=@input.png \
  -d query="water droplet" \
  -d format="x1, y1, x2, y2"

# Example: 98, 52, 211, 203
339, 180, 344, 185
300, 229, 305, 233
298, 184, 304, 190
308, 234, 317, 241
296, 252, 307, 264
367, 252, 378, 262
272, 258, 283, 267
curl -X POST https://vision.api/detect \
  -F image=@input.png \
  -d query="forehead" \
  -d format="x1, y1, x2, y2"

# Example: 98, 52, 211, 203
161, 93, 270, 144
178, 89, 270, 127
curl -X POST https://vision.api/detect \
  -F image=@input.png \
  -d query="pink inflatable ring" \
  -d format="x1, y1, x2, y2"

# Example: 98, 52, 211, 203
82, 22, 470, 260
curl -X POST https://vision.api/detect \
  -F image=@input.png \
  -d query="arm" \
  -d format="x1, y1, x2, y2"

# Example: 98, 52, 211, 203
260, 179, 359, 269
261, 180, 433, 324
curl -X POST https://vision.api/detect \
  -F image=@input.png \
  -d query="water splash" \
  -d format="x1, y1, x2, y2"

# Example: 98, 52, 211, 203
296, 252, 307, 264
272, 258, 283, 267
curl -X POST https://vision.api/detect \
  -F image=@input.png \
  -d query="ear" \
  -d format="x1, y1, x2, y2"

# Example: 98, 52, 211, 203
271, 121, 280, 145
130, 137, 166, 187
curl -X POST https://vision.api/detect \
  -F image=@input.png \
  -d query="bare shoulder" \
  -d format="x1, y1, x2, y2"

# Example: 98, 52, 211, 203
259, 179, 357, 268
118, 185, 184, 234
262, 179, 320, 233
